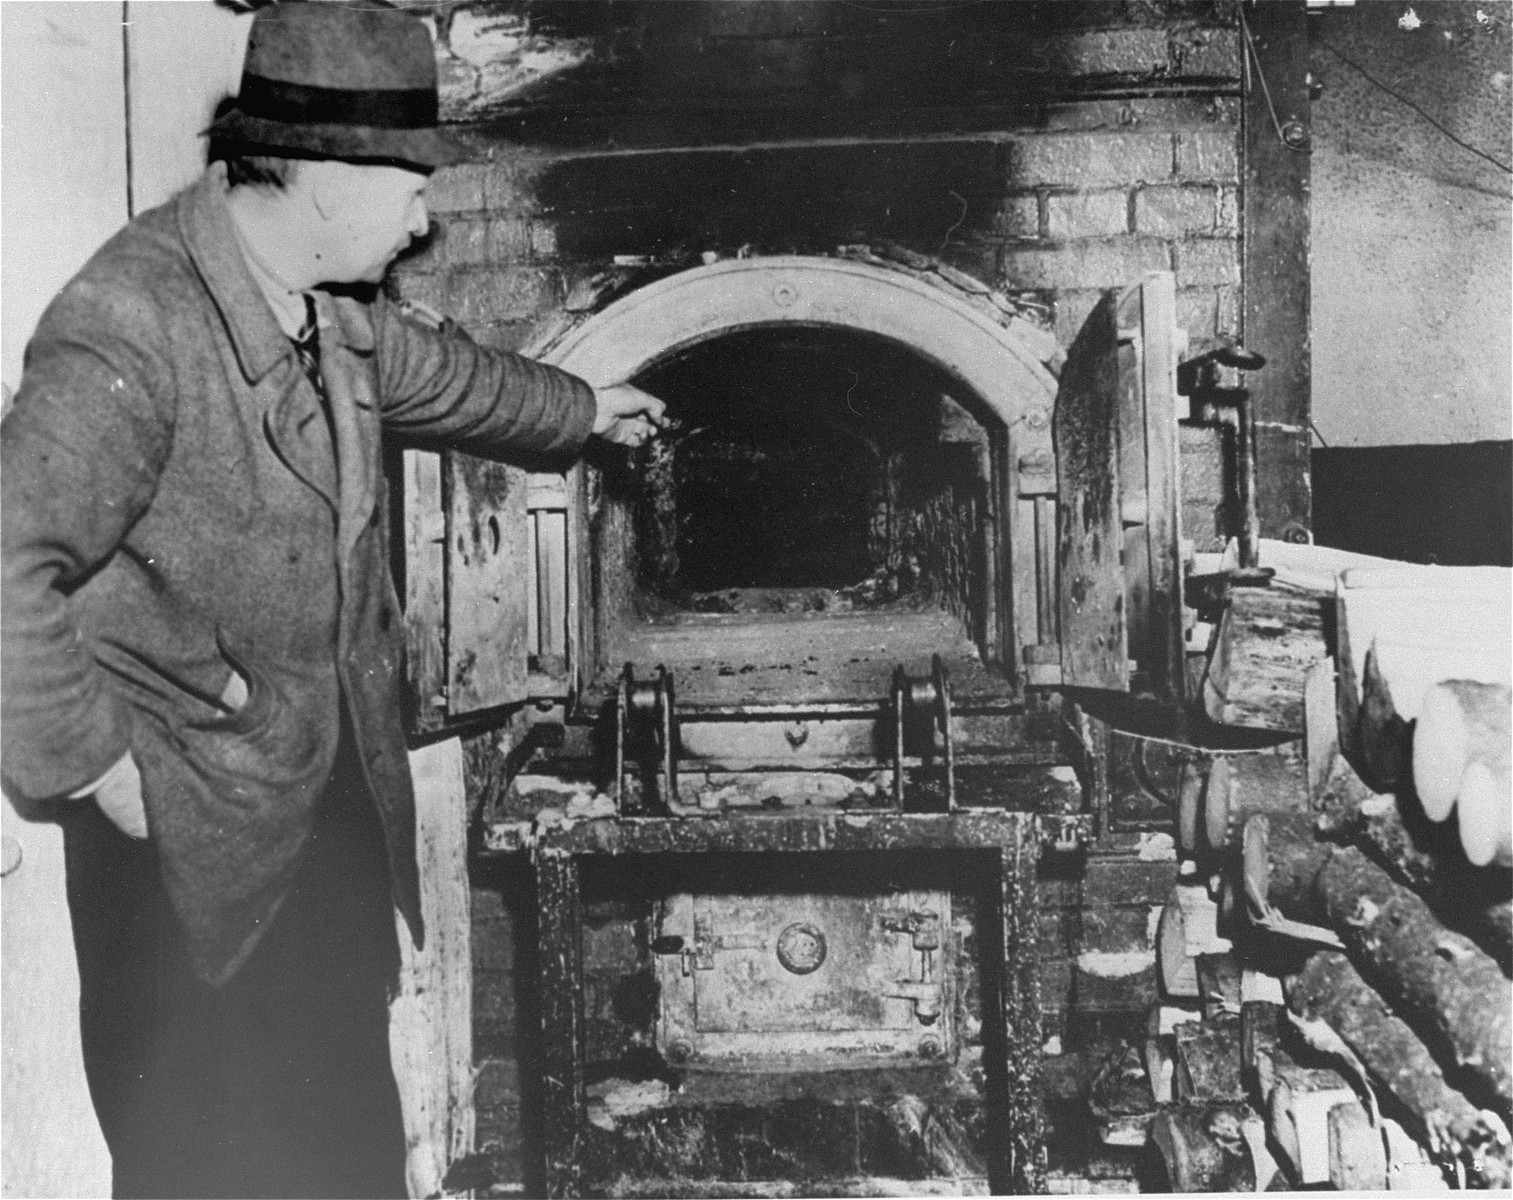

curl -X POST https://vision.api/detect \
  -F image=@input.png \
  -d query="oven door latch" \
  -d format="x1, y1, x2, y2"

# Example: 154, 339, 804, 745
880, 908, 944, 1024
891, 655, 955, 809
616, 663, 679, 812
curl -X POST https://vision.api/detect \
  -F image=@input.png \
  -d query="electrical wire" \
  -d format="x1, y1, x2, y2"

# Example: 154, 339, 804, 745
939, 189, 968, 254
1315, 38, 1513, 175
1239, 4, 1310, 153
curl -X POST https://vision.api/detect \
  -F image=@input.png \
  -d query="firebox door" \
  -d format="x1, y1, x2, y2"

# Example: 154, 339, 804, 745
655, 890, 955, 1070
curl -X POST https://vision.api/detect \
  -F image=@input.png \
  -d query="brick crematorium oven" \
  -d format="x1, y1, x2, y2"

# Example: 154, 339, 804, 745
377, 2, 1512, 1195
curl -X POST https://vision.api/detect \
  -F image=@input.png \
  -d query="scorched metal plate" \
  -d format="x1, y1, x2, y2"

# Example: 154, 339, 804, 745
656, 890, 955, 1070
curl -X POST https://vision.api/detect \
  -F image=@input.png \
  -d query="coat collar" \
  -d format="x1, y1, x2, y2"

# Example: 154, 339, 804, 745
178, 164, 292, 384
177, 165, 375, 381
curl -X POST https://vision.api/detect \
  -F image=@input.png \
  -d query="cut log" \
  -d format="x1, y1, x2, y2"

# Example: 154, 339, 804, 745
1159, 883, 1232, 1000
1196, 952, 1242, 1020
1089, 1042, 1161, 1147
1248, 814, 1513, 1113
1358, 645, 1412, 791
1239, 967, 1283, 1006
1415, 681, 1510, 821
1176, 883, 1228, 955
1288, 949, 1512, 1188
1145, 1001, 1204, 1104
1144, 1005, 1179, 1104
1382, 1116, 1454, 1192
1328, 1099, 1389, 1191
1202, 742, 1307, 852
1314, 756, 1513, 972
1174, 1013, 1247, 1103
1202, 582, 1327, 734
1456, 758, 1513, 870
1353, 643, 1509, 803
1263, 1053, 1361, 1188
1304, 657, 1338, 802
1240, 811, 1330, 921
1414, 679, 1513, 868
1240, 1000, 1282, 1097
1157, 900, 1200, 999
1336, 566, 1511, 791
1148, 1104, 1259, 1193
1177, 756, 1206, 856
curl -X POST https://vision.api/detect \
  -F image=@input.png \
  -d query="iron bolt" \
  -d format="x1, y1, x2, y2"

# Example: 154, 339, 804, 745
666, 1039, 694, 1065
918, 1036, 942, 1059
1282, 523, 1311, 545
1281, 120, 1309, 149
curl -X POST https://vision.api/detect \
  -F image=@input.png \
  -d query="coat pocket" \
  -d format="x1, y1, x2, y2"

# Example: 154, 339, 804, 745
172, 630, 335, 803
97, 631, 336, 809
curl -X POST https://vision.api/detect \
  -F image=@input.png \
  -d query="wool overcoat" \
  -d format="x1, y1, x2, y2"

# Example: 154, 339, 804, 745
1, 165, 596, 984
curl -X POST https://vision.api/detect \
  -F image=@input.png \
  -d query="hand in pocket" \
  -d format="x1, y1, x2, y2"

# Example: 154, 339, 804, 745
93, 753, 147, 839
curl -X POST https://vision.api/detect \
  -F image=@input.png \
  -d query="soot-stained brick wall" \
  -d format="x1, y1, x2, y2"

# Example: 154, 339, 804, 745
390, 2, 1239, 1188
395, 2, 1244, 362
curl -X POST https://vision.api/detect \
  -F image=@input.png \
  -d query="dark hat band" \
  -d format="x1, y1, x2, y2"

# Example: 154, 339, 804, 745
238, 73, 437, 130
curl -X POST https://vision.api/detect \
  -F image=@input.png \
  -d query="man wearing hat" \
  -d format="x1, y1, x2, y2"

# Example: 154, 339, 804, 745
0, 3, 662, 1196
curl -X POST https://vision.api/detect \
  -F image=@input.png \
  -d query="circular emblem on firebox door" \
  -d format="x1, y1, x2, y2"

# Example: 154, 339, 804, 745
775, 921, 827, 974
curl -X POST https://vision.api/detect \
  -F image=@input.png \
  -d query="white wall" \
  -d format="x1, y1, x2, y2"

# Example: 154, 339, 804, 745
1, 2, 131, 389
125, 0, 251, 213
1, 11, 126, 1192
1312, 148, 1512, 446
1, 1, 251, 391
1308, 5, 1513, 448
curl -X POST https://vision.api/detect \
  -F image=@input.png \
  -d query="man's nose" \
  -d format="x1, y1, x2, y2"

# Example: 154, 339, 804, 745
409, 200, 430, 239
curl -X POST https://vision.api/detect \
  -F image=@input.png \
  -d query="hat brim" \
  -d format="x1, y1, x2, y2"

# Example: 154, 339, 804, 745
208, 110, 470, 171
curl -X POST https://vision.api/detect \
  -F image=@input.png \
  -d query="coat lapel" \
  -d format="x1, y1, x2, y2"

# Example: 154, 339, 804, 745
317, 294, 380, 560
261, 370, 340, 510
178, 167, 342, 510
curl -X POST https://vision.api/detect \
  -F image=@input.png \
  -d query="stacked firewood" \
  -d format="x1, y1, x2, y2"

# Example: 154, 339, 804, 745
1101, 546, 1512, 1191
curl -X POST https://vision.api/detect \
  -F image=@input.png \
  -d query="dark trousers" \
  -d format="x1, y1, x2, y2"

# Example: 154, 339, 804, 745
64, 745, 408, 1199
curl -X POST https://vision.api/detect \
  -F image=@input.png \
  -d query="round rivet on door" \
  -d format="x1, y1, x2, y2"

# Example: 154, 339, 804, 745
775, 922, 827, 974
1, 835, 22, 877
771, 283, 798, 308
666, 1039, 694, 1065
918, 1036, 942, 1059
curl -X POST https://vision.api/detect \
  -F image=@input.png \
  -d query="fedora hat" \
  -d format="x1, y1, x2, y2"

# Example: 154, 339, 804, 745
209, 1, 467, 171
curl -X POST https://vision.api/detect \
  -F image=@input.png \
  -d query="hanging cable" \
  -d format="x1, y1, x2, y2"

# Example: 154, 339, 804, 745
1315, 38, 1513, 175
1239, 4, 1311, 153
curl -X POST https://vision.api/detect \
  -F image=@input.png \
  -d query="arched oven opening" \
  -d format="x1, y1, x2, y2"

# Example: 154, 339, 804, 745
615, 325, 1000, 664
583, 320, 1038, 711
531, 256, 1062, 714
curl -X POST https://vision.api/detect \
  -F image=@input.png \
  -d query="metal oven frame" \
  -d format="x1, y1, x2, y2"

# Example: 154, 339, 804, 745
527, 809, 1059, 1197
